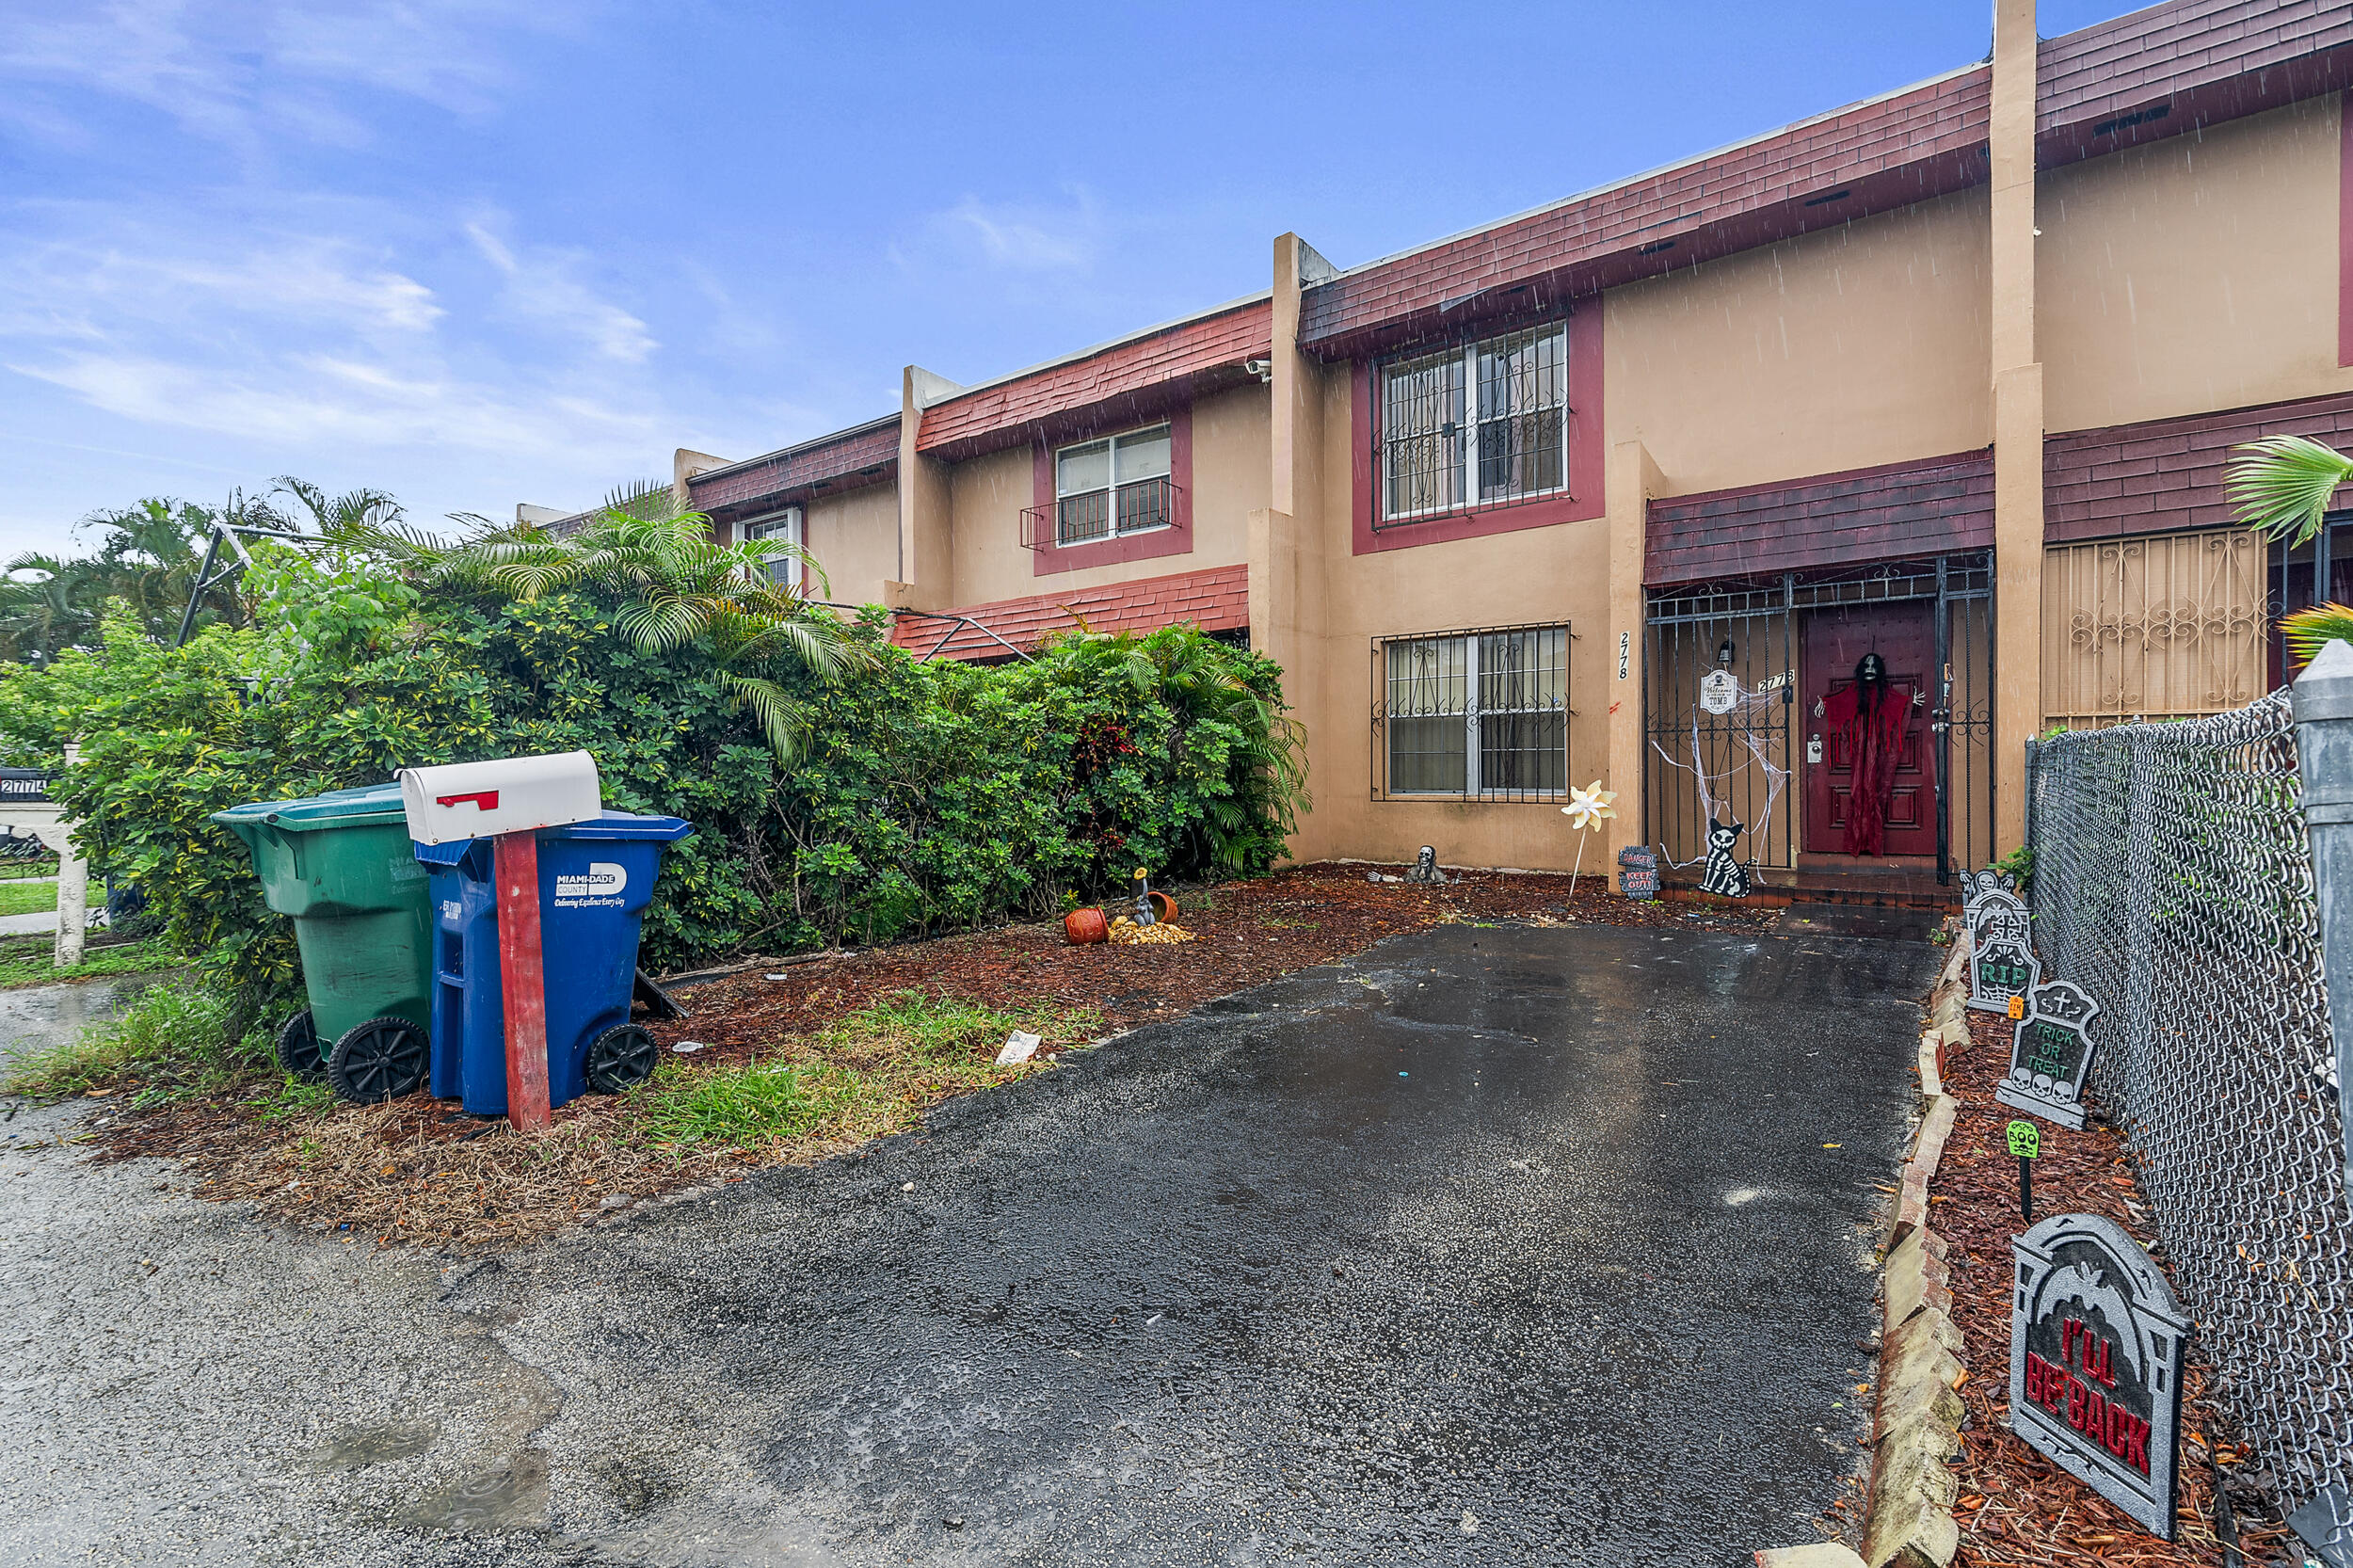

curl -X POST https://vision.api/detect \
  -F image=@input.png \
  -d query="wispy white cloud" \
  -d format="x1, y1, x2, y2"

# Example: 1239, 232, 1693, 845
920, 190, 1105, 274
0, 0, 579, 156
465, 221, 656, 364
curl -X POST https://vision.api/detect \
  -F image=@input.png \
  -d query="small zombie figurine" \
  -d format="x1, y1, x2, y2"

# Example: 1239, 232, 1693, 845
1132, 867, 1156, 927
1699, 817, 1751, 898
1405, 845, 1445, 885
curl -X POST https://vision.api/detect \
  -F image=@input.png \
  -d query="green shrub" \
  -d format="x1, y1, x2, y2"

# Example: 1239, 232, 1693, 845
0, 545, 1304, 1028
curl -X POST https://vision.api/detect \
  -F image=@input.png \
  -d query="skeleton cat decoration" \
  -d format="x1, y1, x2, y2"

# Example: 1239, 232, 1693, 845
1699, 817, 1751, 898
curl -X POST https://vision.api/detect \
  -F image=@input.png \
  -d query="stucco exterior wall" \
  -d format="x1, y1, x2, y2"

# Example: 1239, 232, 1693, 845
2039, 96, 2353, 435
803, 486, 900, 609
1604, 190, 1993, 499
941, 382, 1268, 608
1273, 372, 1615, 872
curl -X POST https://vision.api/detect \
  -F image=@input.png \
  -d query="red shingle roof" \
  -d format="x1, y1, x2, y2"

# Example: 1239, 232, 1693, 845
917, 302, 1272, 462
2045, 391, 2353, 543
889, 565, 1250, 662
690, 419, 900, 520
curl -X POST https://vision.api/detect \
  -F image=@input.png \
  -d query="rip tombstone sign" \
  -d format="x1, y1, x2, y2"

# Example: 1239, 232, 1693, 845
1963, 872, 2035, 1015
1996, 978, 2102, 1131
1970, 932, 2042, 1016
2010, 1213, 2190, 1538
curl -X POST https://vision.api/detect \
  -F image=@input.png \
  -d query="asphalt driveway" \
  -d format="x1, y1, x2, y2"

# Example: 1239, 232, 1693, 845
1, 919, 1939, 1566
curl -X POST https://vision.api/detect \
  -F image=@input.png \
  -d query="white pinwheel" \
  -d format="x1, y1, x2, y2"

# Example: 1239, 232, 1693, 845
1561, 779, 1617, 833
1560, 779, 1619, 898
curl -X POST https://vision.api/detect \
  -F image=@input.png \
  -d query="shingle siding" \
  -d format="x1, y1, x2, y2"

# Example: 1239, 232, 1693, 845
917, 303, 1272, 461
691, 422, 900, 518
1645, 452, 1995, 586
2045, 392, 2353, 542
890, 566, 1250, 662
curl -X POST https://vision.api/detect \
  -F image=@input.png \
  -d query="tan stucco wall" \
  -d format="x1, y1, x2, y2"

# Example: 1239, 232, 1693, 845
2040, 96, 2353, 434
940, 382, 1268, 607
1272, 373, 1616, 873
803, 485, 900, 609
1605, 190, 1994, 497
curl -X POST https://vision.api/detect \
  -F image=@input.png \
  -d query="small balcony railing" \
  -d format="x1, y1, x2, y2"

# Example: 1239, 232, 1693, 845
1020, 475, 1180, 551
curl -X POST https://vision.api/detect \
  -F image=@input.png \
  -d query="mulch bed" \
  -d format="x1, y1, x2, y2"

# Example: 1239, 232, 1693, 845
80, 863, 1772, 1252
1935, 1008, 2298, 1565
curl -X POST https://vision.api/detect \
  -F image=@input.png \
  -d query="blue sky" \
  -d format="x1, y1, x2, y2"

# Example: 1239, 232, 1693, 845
2, 0, 2138, 556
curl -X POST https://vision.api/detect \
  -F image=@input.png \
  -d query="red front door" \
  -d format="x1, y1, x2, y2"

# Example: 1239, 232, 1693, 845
1802, 602, 1938, 857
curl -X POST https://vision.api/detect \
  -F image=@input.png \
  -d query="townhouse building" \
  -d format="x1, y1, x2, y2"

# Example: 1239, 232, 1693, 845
661, 0, 2353, 901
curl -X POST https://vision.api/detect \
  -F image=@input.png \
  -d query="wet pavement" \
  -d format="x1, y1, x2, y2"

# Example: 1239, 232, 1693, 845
0, 920, 1939, 1566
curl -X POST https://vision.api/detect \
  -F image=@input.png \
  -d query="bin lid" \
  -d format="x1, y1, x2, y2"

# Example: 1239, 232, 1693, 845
408, 808, 690, 868
210, 780, 408, 832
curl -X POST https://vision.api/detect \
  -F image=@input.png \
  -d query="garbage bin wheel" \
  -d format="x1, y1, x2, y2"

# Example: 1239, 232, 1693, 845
326, 1016, 429, 1104
585, 1024, 659, 1094
275, 1009, 325, 1081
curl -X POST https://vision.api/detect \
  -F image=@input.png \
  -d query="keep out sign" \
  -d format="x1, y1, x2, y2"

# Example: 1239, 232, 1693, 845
2009, 1213, 2190, 1538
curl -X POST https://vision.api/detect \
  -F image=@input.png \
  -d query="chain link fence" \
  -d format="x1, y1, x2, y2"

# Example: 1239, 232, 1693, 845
2028, 690, 2350, 1516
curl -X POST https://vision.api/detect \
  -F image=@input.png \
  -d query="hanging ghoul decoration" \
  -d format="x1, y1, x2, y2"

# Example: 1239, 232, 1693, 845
1820, 651, 1914, 856
1651, 679, 1790, 900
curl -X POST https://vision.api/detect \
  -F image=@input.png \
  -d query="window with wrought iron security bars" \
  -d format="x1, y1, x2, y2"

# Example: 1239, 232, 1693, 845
1377, 323, 1568, 527
2026, 696, 2349, 1523
1369, 623, 1572, 801
1026, 424, 1176, 548
1644, 552, 1993, 882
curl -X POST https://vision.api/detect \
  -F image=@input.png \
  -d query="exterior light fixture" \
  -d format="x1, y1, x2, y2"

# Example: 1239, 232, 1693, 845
1717, 637, 1735, 666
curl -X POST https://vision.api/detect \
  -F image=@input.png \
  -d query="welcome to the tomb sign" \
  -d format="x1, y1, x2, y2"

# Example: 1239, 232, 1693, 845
2010, 1212, 2191, 1538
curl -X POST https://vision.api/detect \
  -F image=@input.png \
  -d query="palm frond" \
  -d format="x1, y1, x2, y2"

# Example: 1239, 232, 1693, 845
2282, 603, 2353, 666
719, 672, 811, 764
2225, 436, 2353, 547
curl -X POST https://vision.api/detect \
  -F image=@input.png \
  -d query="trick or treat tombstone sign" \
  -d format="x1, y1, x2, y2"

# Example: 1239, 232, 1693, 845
1997, 979, 2103, 1131
2010, 1212, 2190, 1538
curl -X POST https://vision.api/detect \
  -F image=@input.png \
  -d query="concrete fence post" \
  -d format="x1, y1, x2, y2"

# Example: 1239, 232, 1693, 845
2291, 638, 2353, 1195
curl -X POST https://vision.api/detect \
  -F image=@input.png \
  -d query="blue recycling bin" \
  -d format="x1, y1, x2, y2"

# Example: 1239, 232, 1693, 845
414, 810, 692, 1116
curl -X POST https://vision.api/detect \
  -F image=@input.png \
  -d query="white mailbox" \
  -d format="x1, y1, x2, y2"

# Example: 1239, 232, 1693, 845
398, 751, 603, 845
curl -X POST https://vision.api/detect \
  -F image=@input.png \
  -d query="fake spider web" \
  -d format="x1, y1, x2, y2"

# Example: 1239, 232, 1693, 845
1649, 688, 1791, 873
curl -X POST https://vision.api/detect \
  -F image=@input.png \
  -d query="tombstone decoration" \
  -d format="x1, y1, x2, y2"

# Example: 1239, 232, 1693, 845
2287, 1484, 2353, 1568
1964, 888, 2036, 1014
1698, 817, 1751, 899
1958, 865, 2019, 905
2010, 1212, 2190, 1538
1997, 978, 2104, 1130
1617, 844, 1659, 901
1969, 930, 2043, 1016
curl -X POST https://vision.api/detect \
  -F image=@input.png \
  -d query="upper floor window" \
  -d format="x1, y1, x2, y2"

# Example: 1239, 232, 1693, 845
742, 506, 804, 590
1055, 424, 1173, 546
1380, 324, 1567, 522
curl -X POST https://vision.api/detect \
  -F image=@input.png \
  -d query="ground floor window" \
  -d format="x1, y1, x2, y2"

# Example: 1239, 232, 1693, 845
1372, 623, 1569, 799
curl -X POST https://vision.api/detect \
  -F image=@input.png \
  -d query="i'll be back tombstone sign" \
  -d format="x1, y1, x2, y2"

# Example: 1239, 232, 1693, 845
1997, 979, 2103, 1130
2010, 1213, 2189, 1537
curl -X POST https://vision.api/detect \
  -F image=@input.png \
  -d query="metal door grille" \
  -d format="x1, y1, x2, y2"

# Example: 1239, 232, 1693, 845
1643, 552, 1993, 881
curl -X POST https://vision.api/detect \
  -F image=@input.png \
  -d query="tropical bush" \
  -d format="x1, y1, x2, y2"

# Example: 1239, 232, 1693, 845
0, 501, 1305, 1029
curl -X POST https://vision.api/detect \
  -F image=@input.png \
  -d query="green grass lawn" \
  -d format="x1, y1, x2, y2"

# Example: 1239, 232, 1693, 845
0, 880, 57, 917
0, 935, 181, 990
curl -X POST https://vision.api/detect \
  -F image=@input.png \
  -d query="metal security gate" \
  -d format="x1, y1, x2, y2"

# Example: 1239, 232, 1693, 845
1643, 552, 1993, 884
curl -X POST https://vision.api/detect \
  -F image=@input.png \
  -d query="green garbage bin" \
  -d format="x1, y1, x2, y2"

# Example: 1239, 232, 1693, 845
212, 782, 434, 1103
